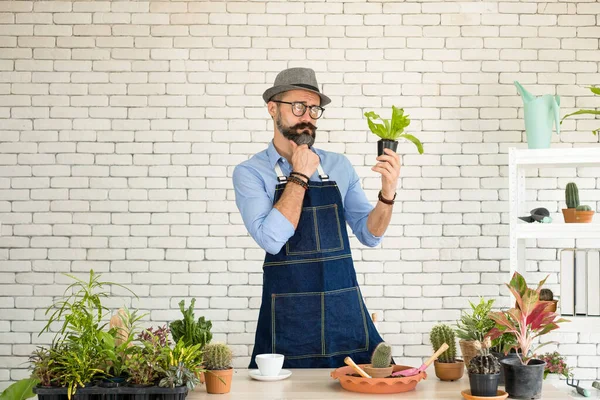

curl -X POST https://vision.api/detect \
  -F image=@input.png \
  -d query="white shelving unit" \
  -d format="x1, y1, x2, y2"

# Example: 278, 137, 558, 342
509, 147, 600, 327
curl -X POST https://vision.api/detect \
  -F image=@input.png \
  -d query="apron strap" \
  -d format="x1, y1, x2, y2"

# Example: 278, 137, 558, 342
274, 162, 329, 182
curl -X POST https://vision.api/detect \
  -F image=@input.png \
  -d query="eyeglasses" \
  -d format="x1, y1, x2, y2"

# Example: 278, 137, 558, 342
271, 100, 325, 119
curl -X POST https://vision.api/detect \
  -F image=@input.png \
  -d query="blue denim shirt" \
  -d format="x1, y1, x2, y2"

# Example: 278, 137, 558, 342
233, 141, 382, 255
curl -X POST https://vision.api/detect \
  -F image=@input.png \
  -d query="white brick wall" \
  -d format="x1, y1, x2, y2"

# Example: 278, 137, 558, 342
1, 0, 600, 389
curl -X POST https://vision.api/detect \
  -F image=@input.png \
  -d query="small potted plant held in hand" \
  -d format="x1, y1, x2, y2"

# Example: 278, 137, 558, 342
466, 337, 501, 398
430, 324, 464, 381
203, 343, 234, 394
563, 182, 595, 223
364, 342, 393, 378
364, 106, 424, 156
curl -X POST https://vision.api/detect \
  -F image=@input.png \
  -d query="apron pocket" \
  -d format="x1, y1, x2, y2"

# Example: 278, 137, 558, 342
286, 204, 343, 256
324, 287, 369, 355
272, 292, 323, 358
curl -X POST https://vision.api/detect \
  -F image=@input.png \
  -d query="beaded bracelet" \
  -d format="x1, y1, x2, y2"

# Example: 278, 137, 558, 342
288, 175, 308, 190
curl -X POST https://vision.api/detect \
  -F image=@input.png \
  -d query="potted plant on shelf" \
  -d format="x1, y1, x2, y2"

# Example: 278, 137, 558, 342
562, 182, 595, 223
486, 272, 569, 400
539, 288, 559, 313
169, 298, 212, 384
455, 298, 496, 369
203, 343, 234, 394
466, 337, 501, 398
364, 106, 424, 156
429, 324, 464, 381
363, 342, 393, 378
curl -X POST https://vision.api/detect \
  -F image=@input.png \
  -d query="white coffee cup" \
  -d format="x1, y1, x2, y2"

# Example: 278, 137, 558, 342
255, 353, 284, 377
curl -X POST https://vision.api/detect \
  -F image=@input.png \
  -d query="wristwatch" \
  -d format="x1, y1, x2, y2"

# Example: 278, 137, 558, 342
378, 190, 396, 205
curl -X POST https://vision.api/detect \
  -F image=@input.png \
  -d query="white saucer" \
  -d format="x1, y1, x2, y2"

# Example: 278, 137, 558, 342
249, 369, 292, 382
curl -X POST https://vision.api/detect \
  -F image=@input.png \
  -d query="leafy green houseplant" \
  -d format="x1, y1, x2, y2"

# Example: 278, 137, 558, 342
562, 182, 594, 223
486, 272, 569, 399
364, 106, 424, 156
169, 298, 213, 349
203, 343, 234, 394
430, 324, 464, 381
560, 85, 600, 135
455, 298, 496, 368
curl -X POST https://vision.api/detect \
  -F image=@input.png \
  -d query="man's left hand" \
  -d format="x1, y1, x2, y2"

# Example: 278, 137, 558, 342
371, 148, 400, 199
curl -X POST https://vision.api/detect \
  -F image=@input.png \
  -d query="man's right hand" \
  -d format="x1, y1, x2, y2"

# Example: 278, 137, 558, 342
290, 141, 319, 179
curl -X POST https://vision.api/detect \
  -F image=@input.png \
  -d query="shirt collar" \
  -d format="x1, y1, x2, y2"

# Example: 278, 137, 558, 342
267, 140, 322, 170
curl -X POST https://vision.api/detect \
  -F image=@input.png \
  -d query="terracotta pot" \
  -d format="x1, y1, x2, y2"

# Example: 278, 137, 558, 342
434, 360, 465, 381
575, 210, 594, 223
562, 208, 577, 223
205, 368, 233, 394
363, 364, 394, 378
542, 300, 558, 313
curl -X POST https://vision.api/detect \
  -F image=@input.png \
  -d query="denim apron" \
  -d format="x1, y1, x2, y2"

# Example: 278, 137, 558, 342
248, 163, 386, 369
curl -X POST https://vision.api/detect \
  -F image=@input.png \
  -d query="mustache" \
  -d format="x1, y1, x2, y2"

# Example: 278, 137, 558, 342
293, 122, 317, 133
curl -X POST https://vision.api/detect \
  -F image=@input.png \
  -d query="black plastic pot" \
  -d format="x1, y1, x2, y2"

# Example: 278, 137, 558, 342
501, 357, 545, 399
468, 372, 500, 397
377, 139, 398, 157
491, 350, 520, 385
34, 384, 188, 400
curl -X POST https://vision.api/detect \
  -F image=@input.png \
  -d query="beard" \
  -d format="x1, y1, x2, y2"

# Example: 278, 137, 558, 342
276, 111, 317, 147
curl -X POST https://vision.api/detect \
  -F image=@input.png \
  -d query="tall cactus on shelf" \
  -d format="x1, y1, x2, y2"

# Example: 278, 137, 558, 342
430, 324, 457, 363
371, 342, 392, 368
565, 182, 580, 209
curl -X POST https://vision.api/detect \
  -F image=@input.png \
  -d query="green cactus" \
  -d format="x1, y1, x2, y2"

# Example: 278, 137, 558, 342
467, 339, 500, 375
203, 343, 232, 370
577, 205, 592, 211
370, 342, 392, 368
566, 182, 580, 209
430, 324, 456, 363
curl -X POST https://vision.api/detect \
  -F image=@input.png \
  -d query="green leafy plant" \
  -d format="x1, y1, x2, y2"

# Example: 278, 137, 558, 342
430, 324, 457, 363
158, 362, 199, 390
486, 272, 569, 365
364, 106, 424, 153
158, 339, 204, 378
560, 85, 600, 135
0, 378, 38, 400
169, 298, 213, 350
456, 298, 496, 342
490, 331, 518, 355
30, 346, 56, 387
125, 347, 157, 386
370, 342, 392, 368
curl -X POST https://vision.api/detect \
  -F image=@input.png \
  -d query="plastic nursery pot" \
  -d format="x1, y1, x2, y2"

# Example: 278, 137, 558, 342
490, 350, 520, 385
377, 139, 398, 157
501, 357, 545, 400
433, 360, 465, 381
468, 372, 500, 397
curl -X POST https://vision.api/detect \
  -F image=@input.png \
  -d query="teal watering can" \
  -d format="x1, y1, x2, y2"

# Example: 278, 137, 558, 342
514, 81, 560, 149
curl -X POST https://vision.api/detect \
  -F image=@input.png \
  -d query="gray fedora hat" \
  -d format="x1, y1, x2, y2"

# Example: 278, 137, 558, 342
262, 67, 331, 106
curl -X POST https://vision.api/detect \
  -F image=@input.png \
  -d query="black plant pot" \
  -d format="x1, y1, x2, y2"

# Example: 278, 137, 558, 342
468, 372, 500, 397
128, 384, 153, 400
32, 386, 69, 400
491, 350, 520, 385
501, 357, 545, 399
377, 139, 398, 157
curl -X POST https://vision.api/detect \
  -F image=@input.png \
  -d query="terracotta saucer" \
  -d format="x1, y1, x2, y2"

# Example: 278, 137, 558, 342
461, 389, 508, 400
331, 364, 426, 394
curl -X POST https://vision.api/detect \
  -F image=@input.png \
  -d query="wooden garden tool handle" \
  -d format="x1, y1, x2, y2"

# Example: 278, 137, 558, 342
344, 356, 372, 379
424, 343, 449, 367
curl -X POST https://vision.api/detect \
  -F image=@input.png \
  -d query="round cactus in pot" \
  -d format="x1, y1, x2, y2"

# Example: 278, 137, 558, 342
467, 338, 501, 397
203, 343, 234, 394
430, 324, 464, 381
364, 342, 393, 378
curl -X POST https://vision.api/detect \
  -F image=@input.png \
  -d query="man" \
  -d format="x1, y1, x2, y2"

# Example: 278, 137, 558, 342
233, 67, 400, 368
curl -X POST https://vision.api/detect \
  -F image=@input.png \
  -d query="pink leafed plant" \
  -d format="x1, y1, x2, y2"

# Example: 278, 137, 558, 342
486, 272, 569, 365
538, 351, 572, 379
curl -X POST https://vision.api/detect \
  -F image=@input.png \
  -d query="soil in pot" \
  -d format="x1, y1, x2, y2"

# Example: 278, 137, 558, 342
501, 357, 545, 399
433, 360, 465, 381
377, 139, 398, 157
469, 372, 500, 397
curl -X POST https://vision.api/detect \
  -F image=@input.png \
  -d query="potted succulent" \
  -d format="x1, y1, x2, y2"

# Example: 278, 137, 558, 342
169, 298, 212, 384
560, 85, 600, 136
203, 343, 234, 394
466, 337, 501, 397
430, 324, 464, 381
455, 298, 496, 369
363, 342, 393, 378
562, 182, 595, 223
364, 106, 424, 156
486, 272, 569, 400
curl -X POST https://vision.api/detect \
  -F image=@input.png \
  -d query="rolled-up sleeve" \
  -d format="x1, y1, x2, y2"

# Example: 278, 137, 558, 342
233, 164, 295, 255
342, 159, 383, 248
